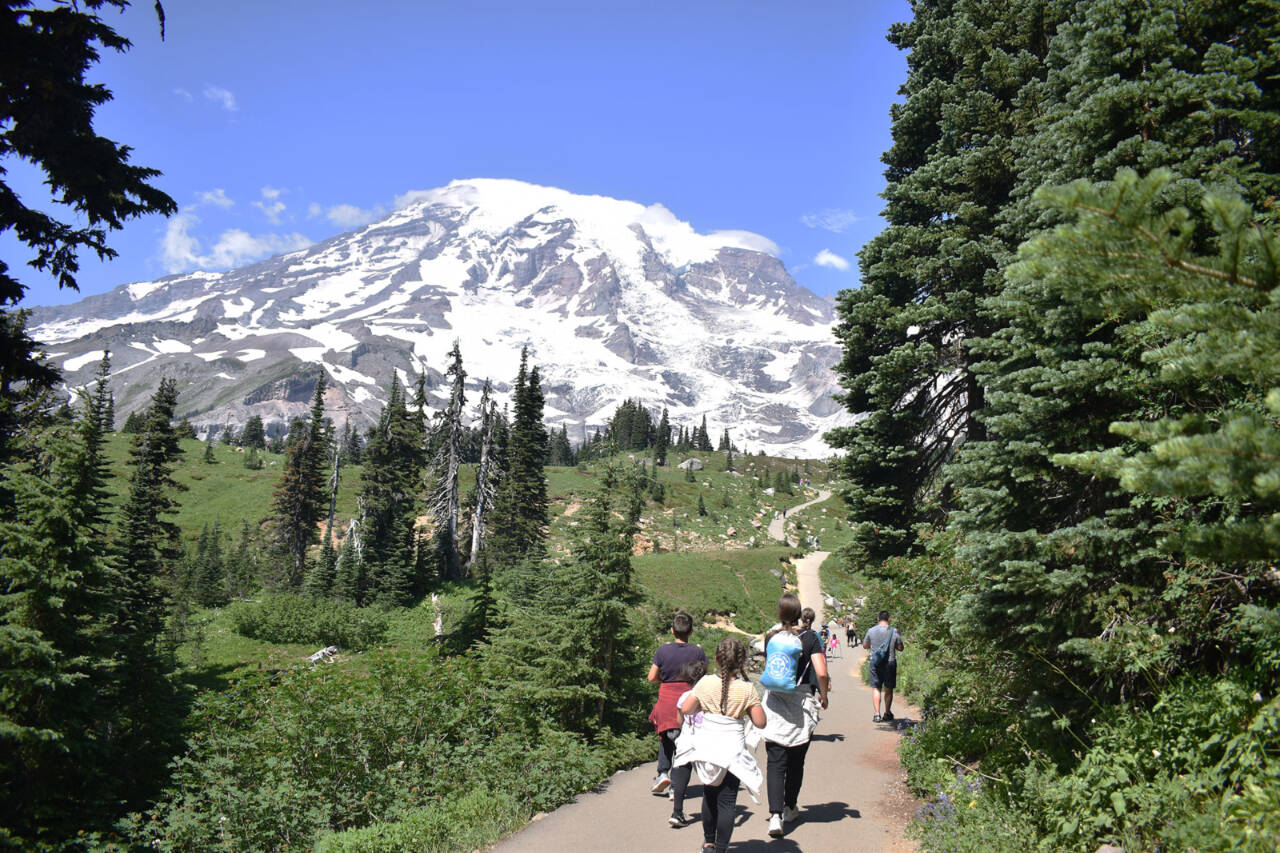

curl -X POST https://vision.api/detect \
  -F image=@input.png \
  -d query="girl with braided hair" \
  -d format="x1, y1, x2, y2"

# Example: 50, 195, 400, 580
674, 637, 766, 853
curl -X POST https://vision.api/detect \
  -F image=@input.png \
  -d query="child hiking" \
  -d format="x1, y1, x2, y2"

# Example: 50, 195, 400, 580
648, 612, 708, 794
667, 657, 708, 828
674, 637, 766, 853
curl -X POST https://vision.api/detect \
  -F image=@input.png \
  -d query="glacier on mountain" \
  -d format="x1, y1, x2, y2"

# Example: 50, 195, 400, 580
31, 178, 852, 457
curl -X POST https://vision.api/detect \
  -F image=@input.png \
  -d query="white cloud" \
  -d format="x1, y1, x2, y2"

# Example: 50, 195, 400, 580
324, 204, 377, 228
161, 211, 310, 273
393, 189, 434, 209
307, 202, 324, 219
252, 187, 287, 224
196, 188, 234, 209
708, 229, 780, 256
173, 87, 193, 102
814, 249, 851, 271
253, 200, 287, 224
801, 208, 863, 233
202, 85, 238, 112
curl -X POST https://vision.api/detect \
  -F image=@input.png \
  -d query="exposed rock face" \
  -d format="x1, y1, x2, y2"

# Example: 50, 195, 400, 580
31, 178, 852, 456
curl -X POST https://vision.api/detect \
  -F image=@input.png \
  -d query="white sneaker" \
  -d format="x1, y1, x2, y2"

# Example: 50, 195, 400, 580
768, 813, 784, 838
651, 773, 671, 794
783, 806, 801, 823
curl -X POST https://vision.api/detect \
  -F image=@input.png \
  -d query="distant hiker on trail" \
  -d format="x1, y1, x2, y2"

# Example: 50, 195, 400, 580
863, 610, 905, 723
648, 611, 708, 795
845, 619, 856, 647
674, 637, 765, 853
760, 593, 829, 839
667, 657, 709, 828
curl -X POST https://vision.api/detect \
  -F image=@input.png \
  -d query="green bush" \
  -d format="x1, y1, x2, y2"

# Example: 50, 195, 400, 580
124, 651, 653, 851
316, 788, 526, 852
227, 593, 389, 650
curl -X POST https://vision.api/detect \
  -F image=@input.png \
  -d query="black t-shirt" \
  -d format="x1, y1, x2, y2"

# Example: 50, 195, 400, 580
652, 641, 708, 682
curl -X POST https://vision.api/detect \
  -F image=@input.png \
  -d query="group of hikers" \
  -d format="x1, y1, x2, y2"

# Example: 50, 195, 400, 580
647, 599, 904, 852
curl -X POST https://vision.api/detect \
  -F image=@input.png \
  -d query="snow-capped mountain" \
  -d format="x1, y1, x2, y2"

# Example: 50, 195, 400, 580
30, 179, 851, 456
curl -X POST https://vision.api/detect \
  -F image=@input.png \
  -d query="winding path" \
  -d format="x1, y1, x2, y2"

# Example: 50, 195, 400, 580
767, 488, 832, 546
490, 497, 920, 853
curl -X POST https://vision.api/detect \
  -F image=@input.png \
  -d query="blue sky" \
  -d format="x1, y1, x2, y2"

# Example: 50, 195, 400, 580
11, 0, 910, 307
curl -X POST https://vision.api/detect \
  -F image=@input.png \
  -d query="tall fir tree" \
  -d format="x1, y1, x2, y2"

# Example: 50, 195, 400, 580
654, 407, 670, 466
827, 0, 1070, 564
488, 348, 549, 571
466, 380, 502, 576
358, 377, 425, 605
0, 351, 123, 842
430, 341, 467, 581
111, 376, 186, 806
270, 374, 330, 587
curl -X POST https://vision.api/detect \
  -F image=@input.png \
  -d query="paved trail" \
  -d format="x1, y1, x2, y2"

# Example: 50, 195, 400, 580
493, 495, 919, 853
767, 489, 832, 546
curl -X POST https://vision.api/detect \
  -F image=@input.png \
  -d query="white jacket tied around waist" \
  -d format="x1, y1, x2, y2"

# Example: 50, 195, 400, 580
672, 712, 763, 802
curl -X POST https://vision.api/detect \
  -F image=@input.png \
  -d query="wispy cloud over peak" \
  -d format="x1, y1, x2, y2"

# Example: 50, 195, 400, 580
814, 249, 851, 271
160, 212, 310, 273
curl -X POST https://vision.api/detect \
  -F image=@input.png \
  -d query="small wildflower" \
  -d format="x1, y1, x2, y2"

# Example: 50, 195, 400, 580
1152, 749, 1161, 758
1168, 625, 1176, 633
968, 800, 977, 808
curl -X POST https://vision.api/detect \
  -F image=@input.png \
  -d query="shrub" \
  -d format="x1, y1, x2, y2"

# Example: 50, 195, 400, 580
125, 651, 653, 851
227, 593, 389, 649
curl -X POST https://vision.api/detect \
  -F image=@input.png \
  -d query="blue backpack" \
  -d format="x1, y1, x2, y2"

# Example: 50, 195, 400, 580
760, 631, 809, 693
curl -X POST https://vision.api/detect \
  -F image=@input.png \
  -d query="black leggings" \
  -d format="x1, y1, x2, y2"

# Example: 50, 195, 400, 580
765, 740, 811, 813
671, 762, 692, 811
702, 771, 741, 853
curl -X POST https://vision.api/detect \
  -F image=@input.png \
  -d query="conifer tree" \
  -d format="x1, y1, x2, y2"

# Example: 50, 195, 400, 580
488, 348, 549, 570
239, 414, 266, 449
467, 380, 502, 574
430, 341, 467, 581
225, 520, 257, 599
189, 522, 226, 606
359, 377, 424, 605
112, 376, 185, 802
827, 0, 1068, 564
0, 351, 122, 842
486, 465, 646, 731
654, 407, 670, 466
202, 437, 216, 464
270, 375, 330, 587
697, 493, 707, 517
331, 521, 363, 603
121, 409, 145, 434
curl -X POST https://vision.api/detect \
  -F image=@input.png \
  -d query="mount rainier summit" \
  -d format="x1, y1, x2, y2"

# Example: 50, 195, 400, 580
31, 179, 851, 456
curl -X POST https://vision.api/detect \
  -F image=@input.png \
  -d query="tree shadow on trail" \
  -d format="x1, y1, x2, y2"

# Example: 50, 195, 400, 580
732, 840, 803, 852
798, 800, 860, 823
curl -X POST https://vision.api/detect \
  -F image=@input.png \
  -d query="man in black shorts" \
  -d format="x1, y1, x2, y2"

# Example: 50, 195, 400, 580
862, 610, 904, 722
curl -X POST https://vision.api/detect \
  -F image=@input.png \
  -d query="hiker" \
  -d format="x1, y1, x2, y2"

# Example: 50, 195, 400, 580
845, 619, 856, 647
667, 658, 709, 828
648, 612, 709, 794
674, 637, 766, 853
760, 593, 829, 838
863, 610, 905, 722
